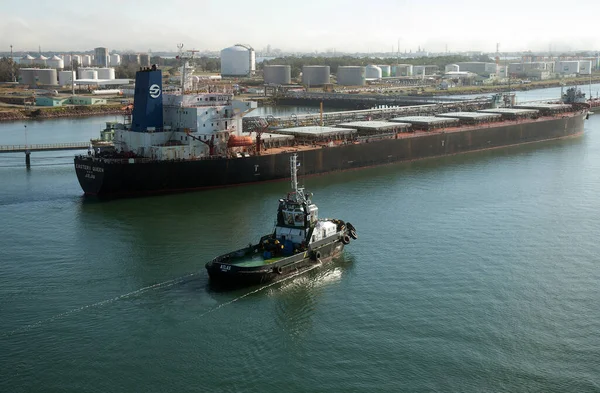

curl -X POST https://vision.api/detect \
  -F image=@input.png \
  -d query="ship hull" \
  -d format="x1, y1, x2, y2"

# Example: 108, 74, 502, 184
75, 112, 586, 197
206, 237, 345, 287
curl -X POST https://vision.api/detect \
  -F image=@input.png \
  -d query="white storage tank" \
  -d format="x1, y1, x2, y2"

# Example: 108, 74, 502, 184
21, 55, 35, 65
445, 64, 460, 73
72, 55, 82, 66
336, 66, 366, 86
82, 55, 92, 66
18, 68, 37, 84
63, 54, 72, 67
35, 69, 58, 85
302, 66, 330, 86
220, 45, 255, 76
81, 69, 98, 79
35, 55, 48, 66
97, 68, 115, 80
263, 65, 291, 84
578, 60, 592, 75
109, 54, 121, 66
366, 65, 382, 79
47, 55, 64, 69
58, 70, 76, 85
378, 65, 391, 77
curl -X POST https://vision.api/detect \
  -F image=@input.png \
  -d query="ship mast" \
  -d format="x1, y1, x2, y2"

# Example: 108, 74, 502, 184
290, 154, 307, 204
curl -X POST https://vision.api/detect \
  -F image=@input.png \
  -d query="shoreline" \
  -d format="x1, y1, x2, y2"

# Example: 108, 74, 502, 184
0, 105, 124, 123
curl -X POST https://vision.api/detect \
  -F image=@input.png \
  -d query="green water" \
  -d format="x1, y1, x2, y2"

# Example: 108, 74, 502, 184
1, 115, 600, 392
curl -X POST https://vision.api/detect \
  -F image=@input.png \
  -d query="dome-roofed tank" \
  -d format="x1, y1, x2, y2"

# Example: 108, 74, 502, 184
21, 55, 35, 65
220, 45, 255, 77
47, 55, 64, 69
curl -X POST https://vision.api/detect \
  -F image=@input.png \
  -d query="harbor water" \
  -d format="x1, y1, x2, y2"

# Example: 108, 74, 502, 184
1, 106, 600, 391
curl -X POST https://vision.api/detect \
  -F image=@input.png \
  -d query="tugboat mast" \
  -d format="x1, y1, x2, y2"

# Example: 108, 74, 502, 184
290, 154, 307, 204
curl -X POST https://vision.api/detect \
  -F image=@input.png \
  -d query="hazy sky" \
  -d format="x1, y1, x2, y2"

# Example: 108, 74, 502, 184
1, 0, 599, 54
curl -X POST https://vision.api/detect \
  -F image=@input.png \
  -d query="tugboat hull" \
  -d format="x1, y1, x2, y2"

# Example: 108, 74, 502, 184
206, 236, 345, 287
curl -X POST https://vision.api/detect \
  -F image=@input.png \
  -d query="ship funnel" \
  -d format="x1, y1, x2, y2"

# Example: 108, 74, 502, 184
131, 66, 163, 132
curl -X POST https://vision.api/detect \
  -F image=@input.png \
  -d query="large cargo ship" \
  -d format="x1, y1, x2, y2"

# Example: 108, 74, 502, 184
74, 66, 588, 197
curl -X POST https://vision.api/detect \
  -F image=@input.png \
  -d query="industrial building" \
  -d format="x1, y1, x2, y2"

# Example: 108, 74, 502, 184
263, 65, 291, 84
455, 62, 497, 77
445, 64, 459, 73
556, 61, 579, 75
336, 66, 366, 86
35, 96, 107, 107
302, 66, 330, 86
578, 60, 592, 75
221, 44, 255, 77
94, 47, 109, 67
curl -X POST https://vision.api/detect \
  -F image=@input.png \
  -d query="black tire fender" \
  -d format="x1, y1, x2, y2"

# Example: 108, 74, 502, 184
341, 235, 351, 244
274, 266, 283, 274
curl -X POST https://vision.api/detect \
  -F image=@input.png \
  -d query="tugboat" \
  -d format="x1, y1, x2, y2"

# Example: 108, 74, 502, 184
205, 153, 357, 286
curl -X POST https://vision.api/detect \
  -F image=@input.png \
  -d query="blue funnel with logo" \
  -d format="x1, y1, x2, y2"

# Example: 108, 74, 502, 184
131, 66, 163, 132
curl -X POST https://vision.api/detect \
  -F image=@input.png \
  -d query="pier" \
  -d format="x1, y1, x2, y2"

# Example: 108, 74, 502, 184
0, 142, 89, 153
0, 142, 89, 169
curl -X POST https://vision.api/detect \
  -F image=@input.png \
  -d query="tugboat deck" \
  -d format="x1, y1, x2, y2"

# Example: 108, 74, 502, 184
230, 253, 284, 267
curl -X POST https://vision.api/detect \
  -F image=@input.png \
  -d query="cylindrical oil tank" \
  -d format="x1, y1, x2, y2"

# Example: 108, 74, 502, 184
302, 66, 330, 86
336, 66, 366, 86
80, 69, 98, 79
220, 45, 255, 76
263, 65, 291, 84
58, 70, 76, 85
72, 55, 82, 66
445, 64, 460, 73
35, 69, 58, 85
366, 65, 382, 79
63, 54, 72, 66
47, 55, 64, 69
97, 68, 115, 79
82, 55, 92, 66
35, 55, 48, 66
18, 68, 37, 85
378, 65, 391, 77
109, 53, 121, 66
21, 55, 35, 65
394, 64, 413, 76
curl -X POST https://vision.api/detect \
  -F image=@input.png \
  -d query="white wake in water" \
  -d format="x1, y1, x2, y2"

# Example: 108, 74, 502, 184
1, 272, 201, 338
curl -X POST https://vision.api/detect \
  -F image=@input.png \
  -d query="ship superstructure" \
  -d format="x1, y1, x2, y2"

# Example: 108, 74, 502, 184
105, 63, 256, 161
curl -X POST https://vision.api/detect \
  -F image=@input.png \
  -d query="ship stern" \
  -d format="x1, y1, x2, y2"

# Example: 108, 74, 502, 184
74, 156, 106, 196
